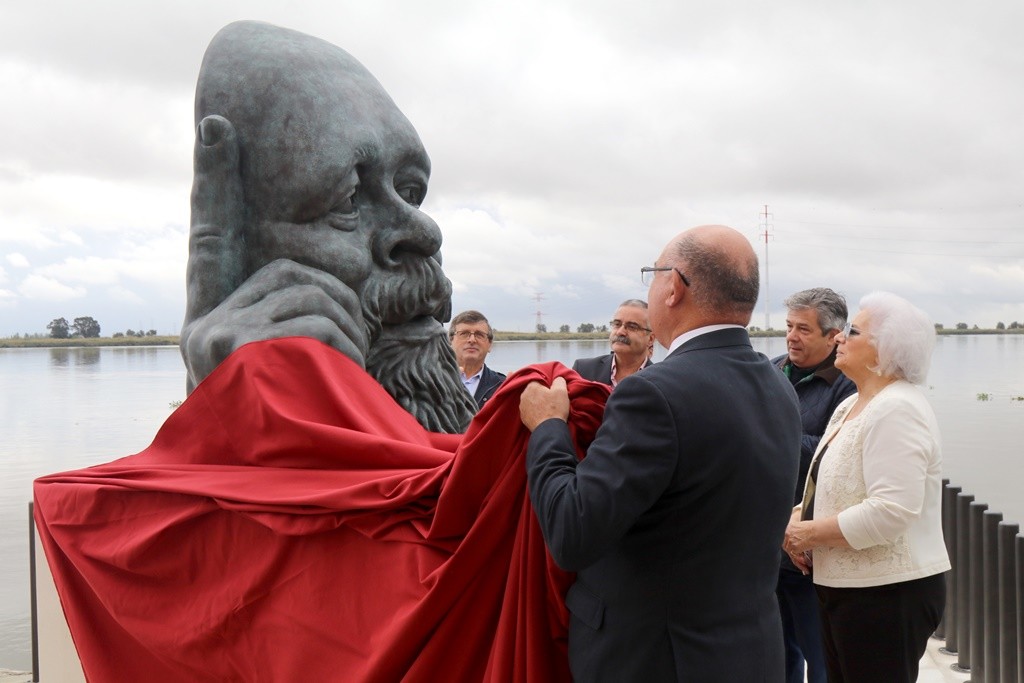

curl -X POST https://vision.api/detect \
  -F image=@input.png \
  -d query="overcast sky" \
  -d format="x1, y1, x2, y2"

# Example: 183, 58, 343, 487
1, 0, 1022, 338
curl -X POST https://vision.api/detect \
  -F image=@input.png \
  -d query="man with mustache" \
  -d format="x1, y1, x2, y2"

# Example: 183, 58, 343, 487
180, 21, 476, 433
572, 299, 655, 387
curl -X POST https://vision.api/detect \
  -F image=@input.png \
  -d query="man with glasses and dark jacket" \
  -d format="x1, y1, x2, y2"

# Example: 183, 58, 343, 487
772, 287, 857, 683
573, 299, 654, 387
449, 310, 506, 409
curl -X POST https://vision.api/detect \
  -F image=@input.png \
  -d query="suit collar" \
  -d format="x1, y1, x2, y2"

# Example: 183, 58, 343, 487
667, 324, 747, 355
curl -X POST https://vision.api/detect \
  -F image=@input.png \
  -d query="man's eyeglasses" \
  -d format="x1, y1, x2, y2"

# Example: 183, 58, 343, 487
640, 266, 691, 287
610, 320, 651, 334
452, 330, 490, 341
841, 322, 862, 338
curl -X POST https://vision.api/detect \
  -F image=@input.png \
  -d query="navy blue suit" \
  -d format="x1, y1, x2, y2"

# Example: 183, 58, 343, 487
527, 328, 801, 682
473, 364, 506, 408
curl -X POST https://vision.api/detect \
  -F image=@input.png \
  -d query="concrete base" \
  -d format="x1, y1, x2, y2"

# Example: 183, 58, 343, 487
32, 525, 85, 683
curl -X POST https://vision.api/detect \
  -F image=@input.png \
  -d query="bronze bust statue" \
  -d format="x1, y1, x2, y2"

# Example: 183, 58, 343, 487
181, 21, 476, 433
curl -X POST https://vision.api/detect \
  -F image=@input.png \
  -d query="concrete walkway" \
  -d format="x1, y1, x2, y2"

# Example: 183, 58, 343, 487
919, 636, 971, 683
0, 637, 975, 683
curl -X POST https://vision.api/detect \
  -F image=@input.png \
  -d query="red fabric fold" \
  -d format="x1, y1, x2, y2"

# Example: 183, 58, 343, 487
33, 336, 609, 682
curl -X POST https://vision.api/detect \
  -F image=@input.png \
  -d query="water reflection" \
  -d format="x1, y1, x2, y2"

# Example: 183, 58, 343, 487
111, 346, 166, 359
534, 341, 548, 364
48, 347, 101, 367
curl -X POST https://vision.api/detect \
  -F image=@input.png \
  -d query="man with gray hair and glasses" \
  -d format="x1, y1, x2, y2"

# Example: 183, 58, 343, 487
772, 287, 856, 683
572, 299, 655, 387
448, 310, 506, 408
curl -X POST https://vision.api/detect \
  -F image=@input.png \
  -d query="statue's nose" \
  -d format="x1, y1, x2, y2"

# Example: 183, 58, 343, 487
373, 202, 443, 267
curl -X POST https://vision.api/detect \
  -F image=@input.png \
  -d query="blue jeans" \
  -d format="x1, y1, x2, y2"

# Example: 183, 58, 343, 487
777, 566, 826, 683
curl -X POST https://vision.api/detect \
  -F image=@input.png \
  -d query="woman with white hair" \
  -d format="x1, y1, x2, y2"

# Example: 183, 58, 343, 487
782, 291, 950, 683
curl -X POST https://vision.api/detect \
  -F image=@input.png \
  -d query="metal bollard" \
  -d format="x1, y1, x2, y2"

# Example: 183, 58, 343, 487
1016, 534, 1023, 683
941, 483, 962, 654
997, 522, 1018, 683
29, 501, 39, 683
984, 510, 1003, 683
954, 492, 975, 673
969, 501, 988, 681
935, 478, 951, 640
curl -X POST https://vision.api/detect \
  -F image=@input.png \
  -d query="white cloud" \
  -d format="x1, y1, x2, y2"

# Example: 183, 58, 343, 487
5, 253, 29, 268
37, 257, 120, 285
17, 274, 87, 301
0, 61, 193, 183
59, 230, 84, 247
106, 285, 147, 305
0, 0, 1021, 334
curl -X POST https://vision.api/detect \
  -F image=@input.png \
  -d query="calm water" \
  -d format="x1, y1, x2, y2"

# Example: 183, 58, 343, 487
1, 337, 1023, 670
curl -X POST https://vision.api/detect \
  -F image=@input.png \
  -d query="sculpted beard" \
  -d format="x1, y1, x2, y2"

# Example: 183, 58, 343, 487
361, 257, 477, 434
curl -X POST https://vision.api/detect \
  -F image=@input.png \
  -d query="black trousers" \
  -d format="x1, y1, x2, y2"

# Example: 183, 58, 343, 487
815, 572, 945, 683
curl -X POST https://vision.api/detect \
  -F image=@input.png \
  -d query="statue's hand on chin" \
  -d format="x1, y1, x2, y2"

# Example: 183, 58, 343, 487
181, 258, 369, 391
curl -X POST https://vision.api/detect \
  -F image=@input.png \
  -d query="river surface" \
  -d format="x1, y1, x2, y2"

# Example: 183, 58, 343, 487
1, 336, 1022, 670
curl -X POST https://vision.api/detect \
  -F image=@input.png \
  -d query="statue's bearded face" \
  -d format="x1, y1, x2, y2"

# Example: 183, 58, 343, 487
237, 50, 450, 332
198, 23, 476, 431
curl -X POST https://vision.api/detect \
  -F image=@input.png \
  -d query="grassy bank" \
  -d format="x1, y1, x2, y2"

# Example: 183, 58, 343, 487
0, 336, 180, 349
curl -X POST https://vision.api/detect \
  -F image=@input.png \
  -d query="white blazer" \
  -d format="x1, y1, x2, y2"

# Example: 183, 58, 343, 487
801, 381, 951, 588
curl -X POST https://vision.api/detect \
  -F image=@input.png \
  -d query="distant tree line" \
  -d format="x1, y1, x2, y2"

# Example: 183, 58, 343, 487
45, 317, 159, 339
47, 316, 101, 339
114, 329, 159, 338
942, 322, 1021, 331
530, 321, 1024, 336
537, 323, 612, 333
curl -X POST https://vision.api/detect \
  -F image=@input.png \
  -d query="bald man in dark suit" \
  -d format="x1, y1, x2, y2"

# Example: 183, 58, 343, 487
521, 226, 801, 682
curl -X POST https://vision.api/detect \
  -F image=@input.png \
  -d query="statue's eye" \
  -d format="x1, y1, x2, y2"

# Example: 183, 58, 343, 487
397, 183, 423, 208
325, 187, 358, 231
332, 188, 357, 216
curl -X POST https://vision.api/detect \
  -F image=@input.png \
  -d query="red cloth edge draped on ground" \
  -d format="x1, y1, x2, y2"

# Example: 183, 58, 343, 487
33, 336, 610, 683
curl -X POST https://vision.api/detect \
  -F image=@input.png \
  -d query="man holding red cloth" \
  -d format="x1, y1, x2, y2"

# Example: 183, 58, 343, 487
520, 226, 802, 682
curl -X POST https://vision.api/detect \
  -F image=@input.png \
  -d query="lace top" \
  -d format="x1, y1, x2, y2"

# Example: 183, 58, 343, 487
799, 381, 951, 587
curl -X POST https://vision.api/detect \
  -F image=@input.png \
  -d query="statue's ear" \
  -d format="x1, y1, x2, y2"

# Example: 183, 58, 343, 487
185, 115, 246, 324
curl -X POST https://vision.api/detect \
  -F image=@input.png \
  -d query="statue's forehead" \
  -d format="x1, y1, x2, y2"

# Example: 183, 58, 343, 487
196, 21, 426, 177
197, 22, 401, 127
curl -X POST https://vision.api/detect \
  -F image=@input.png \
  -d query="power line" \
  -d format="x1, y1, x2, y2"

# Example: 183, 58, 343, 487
757, 205, 773, 331
782, 220, 1024, 233
774, 230, 1024, 246
777, 241, 1024, 258
533, 292, 545, 332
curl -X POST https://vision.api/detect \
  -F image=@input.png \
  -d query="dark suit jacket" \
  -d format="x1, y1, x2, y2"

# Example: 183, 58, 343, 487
527, 328, 801, 682
572, 354, 614, 386
572, 353, 652, 387
473, 364, 506, 408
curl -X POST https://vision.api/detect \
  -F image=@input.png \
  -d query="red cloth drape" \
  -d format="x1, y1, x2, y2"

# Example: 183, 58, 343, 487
33, 337, 609, 682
